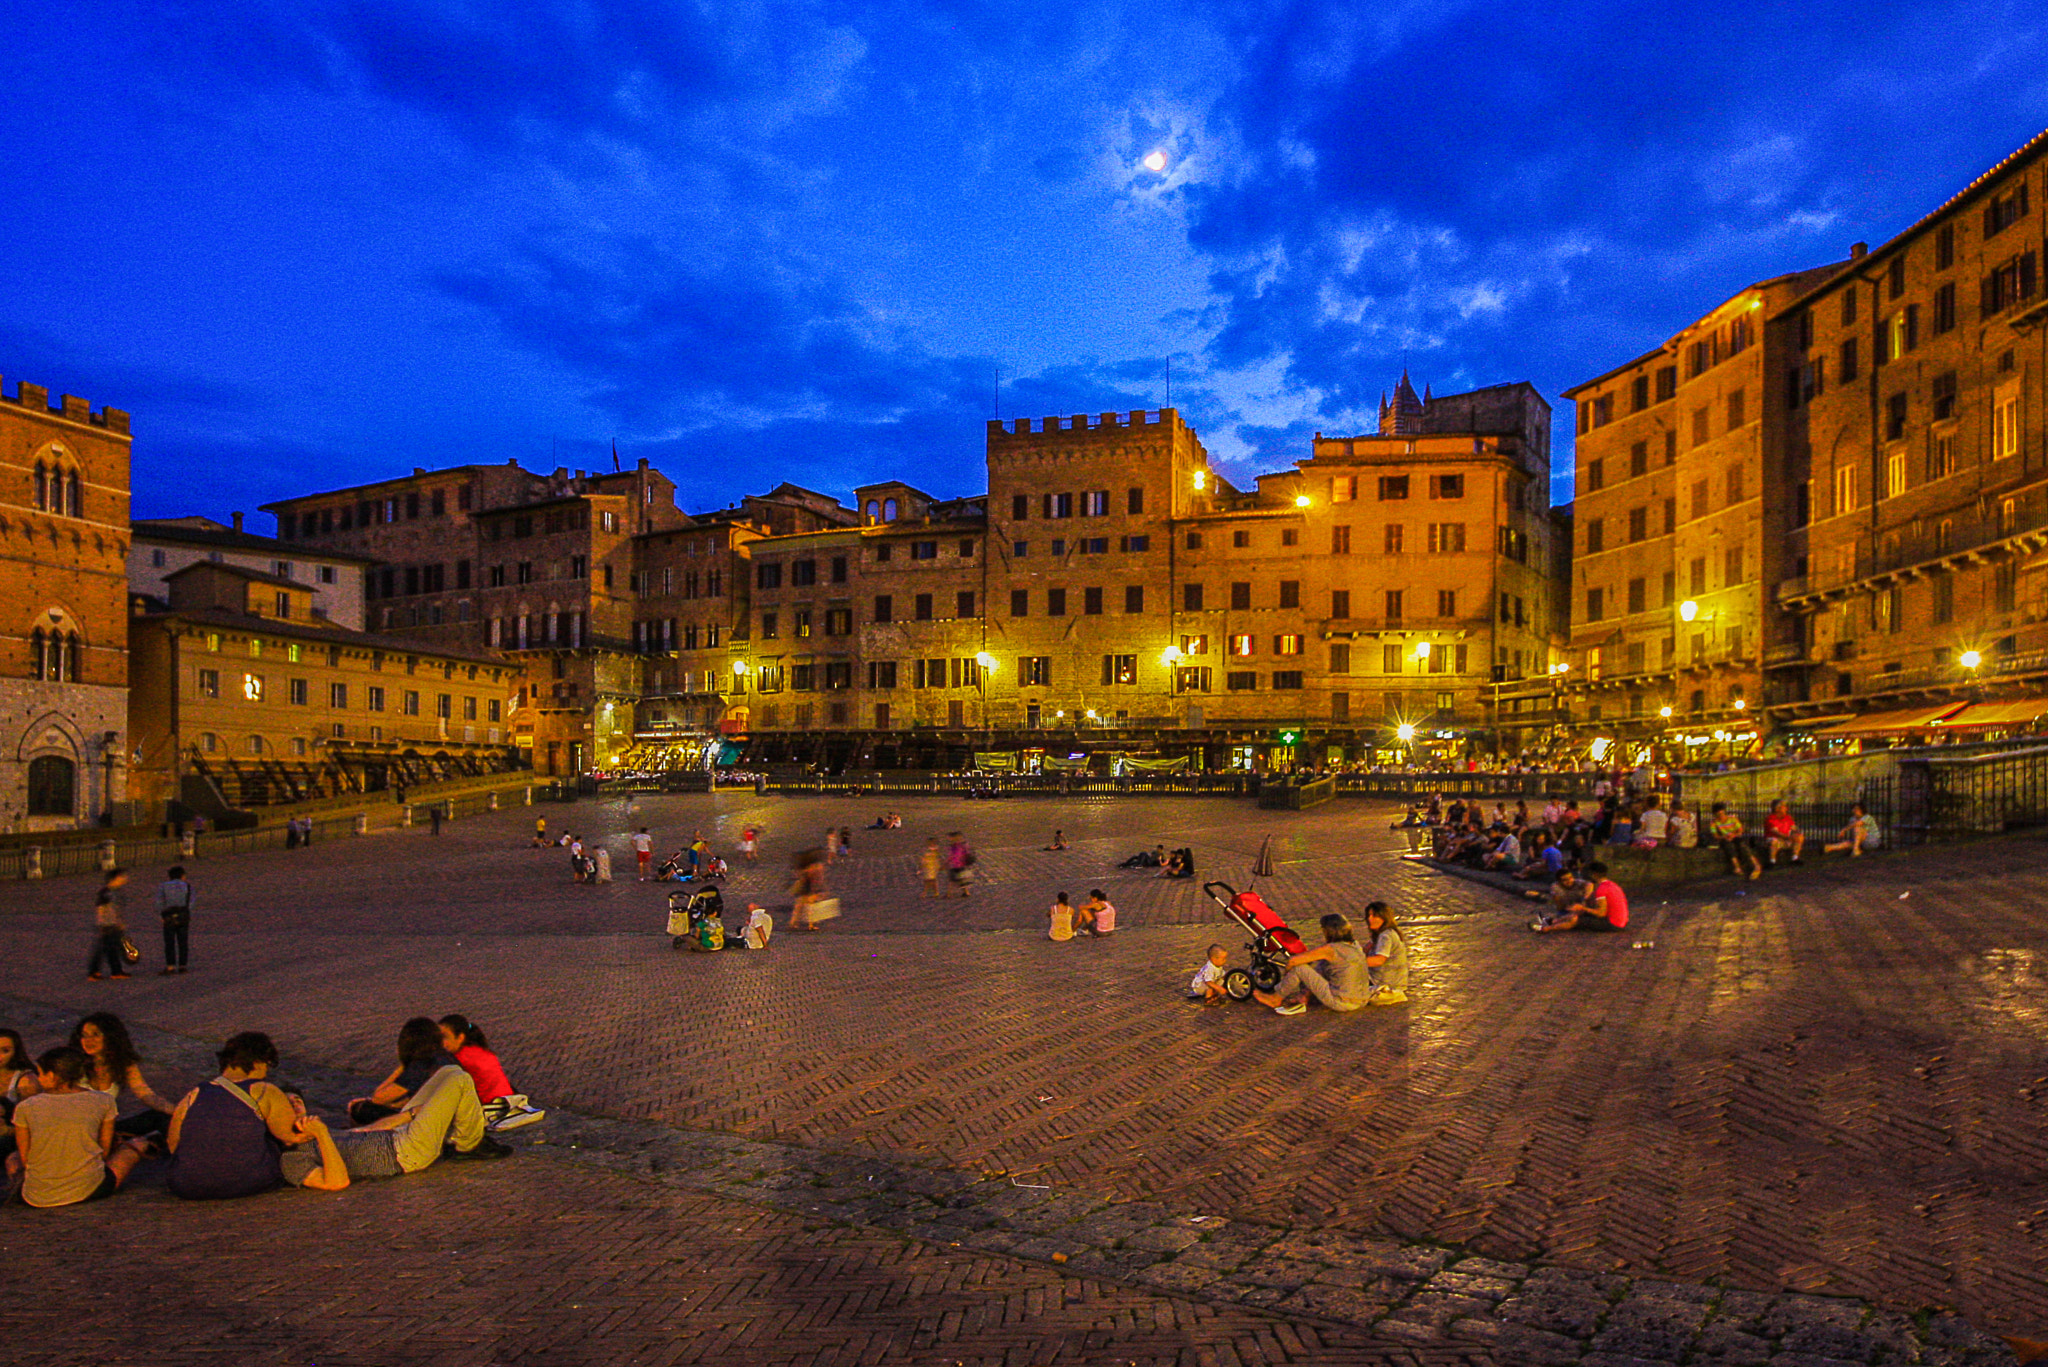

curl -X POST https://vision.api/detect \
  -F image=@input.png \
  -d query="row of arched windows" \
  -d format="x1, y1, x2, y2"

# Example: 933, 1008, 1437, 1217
32, 460, 84, 518
28, 628, 83, 682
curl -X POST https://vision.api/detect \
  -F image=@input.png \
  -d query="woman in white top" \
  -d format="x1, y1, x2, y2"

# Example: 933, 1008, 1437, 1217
70, 1012, 175, 1141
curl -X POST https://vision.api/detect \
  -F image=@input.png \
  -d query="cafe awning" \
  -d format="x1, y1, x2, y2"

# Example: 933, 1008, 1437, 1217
1933, 697, 2048, 730
1812, 703, 1970, 736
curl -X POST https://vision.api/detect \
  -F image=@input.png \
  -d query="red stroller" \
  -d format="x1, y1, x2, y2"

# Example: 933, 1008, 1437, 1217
1204, 881, 1309, 1001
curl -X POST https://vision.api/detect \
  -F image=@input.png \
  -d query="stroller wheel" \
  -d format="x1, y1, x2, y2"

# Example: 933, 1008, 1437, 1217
1222, 968, 1255, 1002
671, 935, 691, 951
1250, 962, 1283, 994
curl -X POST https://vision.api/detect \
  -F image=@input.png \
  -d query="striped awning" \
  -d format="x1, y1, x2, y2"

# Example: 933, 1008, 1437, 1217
1813, 703, 1970, 736
1934, 698, 2048, 730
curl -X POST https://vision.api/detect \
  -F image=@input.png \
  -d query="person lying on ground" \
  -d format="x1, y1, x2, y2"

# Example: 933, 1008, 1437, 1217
167, 1031, 349, 1197
283, 1061, 508, 1184
348, 1017, 453, 1125
1252, 913, 1376, 1016
7, 1046, 150, 1208
1533, 861, 1630, 933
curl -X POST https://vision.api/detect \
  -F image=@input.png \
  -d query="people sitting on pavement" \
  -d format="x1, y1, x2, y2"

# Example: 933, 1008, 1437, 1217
1047, 892, 1076, 942
347, 1017, 454, 1126
1514, 830, 1566, 881
1161, 847, 1196, 879
71, 1012, 175, 1142
1634, 794, 1669, 848
284, 1052, 508, 1185
740, 902, 774, 950
1076, 889, 1116, 938
1358, 902, 1409, 1006
1042, 829, 1070, 850
1252, 913, 1377, 1016
166, 1031, 350, 1197
1765, 800, 1806, 864
1186, 945, 1230, 1005
1392, 804, 1430, 851
1481, 825, 1523, 871
1606, 803, 1637, 846
438, 1015, 545, 1132
1667, 799, 1698, 849
1708, 803, 1761, 879
1823, 803, 1879, 856
6, 1046, 151, 1208
1532, 860, 1630, 933
1119, 844, 1167, 869
0, 1029, 38, 1165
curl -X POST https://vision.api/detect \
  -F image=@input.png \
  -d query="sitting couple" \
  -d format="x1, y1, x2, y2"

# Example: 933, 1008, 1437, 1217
163, 1017, 535, 1199
1252, 904, 1407, 1016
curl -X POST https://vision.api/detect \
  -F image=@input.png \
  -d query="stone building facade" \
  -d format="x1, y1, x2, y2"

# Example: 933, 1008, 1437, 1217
1773, 132, 2048, 735
1561, 264, 1850, 747
0, 379, 131, 830
128, 562, 519, 810
1566, 126, 2048, 752
130, 515, 370, 630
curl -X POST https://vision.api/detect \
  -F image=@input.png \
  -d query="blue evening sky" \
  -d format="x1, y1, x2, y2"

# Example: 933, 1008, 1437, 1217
2, 2, 2042, 522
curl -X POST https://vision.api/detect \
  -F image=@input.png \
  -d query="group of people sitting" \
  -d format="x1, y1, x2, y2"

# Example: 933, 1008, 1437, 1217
1116, 845, 1196, 878
2, 1011, 543, 1208
1422, 791, 1882, 884
1047, 889, 1117, 941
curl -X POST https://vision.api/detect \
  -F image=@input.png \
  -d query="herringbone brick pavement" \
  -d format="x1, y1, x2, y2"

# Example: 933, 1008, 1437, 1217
0, 1147, 1486, 1367
5, 793, 2046, 1335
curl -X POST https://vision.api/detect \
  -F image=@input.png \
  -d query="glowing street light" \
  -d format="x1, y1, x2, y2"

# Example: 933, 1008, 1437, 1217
1192, 469, 1207, 491
975, 651, 997, 671
730, 660, 747, 675
1659, 705, 1674, 718
1549, 662, 1571, 675
1734, 698, 1748, 710
1161, 644, 1183, 667
1294, 494, 1311, 508
1396, 723, 1416, 742
1679, 599, 1700, 622
1413, 641, 1432, 660
1960, 649, 1983, 669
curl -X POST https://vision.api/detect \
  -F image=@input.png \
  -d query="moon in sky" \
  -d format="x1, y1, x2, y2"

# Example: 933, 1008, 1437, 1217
1143, 150, 1167, 172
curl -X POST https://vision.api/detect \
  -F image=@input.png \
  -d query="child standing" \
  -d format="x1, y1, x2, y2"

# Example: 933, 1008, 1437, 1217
8, 1046, 149, 1207
1186, 945, 1230, 1004
740, 826, 759, 864
919, 839, 941, 898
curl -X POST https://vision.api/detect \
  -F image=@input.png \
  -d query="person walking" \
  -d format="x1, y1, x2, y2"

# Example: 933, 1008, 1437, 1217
789, 848, 828, 931
87, 870, 131, 982
157, 866, 193, 977
429, 804, 443, 837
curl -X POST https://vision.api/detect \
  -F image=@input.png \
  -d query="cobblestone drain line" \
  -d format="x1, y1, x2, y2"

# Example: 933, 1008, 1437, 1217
9, 996, 2017, 1367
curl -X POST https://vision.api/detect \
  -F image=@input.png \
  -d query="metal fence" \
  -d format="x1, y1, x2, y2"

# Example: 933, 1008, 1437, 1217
1332, 773, 1603, 801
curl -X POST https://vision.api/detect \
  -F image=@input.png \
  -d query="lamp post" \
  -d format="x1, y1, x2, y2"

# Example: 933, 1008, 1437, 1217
975, 651, 997, 766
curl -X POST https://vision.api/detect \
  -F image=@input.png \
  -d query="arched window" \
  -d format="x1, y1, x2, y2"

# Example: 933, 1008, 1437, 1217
865, 500, 880, 521
200, 733, 219, 754
32, 462, 48, 511
65, 633, 81, 682
28, 628, 45, 680
26, 756, 75, 816
883, 498, 898, 520
249, 735, 265, 755
65, 470, 82, 517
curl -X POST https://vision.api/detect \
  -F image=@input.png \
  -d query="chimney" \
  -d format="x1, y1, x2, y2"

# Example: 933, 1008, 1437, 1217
232, 511, 245, 533
1850, 242, 1868, 259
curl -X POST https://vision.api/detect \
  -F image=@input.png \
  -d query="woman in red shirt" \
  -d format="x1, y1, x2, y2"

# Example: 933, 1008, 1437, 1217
439, 1015, 545, 1132
1533, 861, 1629, 933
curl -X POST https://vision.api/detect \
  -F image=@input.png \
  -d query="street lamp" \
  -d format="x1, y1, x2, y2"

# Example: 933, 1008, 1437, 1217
1960, 649, 1983, 669
1679, 599, 1700, 622
1294, 494, 1311, 508
975, 652, 997, 761
1192, 469, 1207, 491
1659, 704, 1674, 718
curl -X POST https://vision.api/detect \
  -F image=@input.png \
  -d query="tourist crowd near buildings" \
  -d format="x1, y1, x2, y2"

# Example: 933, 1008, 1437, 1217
1558, 127, 2048, 755
12, 125, 2048, 830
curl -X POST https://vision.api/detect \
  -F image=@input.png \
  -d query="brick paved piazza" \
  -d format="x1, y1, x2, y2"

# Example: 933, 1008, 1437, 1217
3, 792, 2045, 1365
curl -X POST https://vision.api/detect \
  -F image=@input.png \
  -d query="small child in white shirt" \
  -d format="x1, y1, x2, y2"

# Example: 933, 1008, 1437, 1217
741, 903, 774, 950
1186, 945, 1231, 1005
